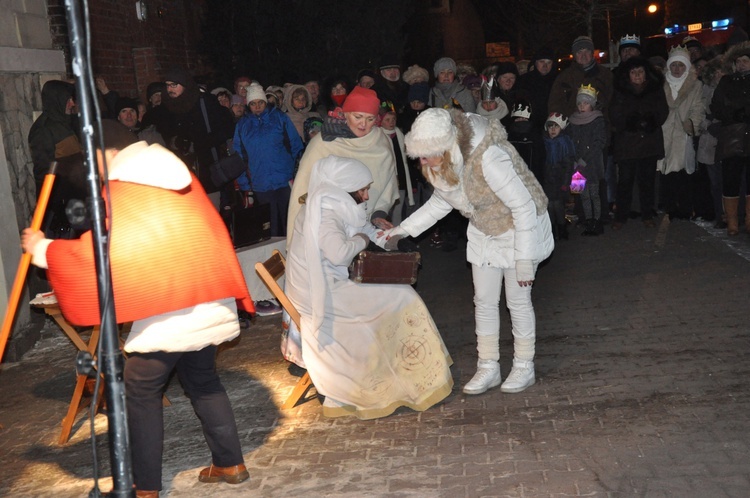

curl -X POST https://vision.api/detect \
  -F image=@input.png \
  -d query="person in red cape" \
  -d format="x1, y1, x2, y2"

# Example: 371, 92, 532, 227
22, 121, 254, 497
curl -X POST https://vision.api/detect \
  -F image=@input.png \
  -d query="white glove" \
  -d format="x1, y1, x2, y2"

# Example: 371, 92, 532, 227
515, 259, 535, 284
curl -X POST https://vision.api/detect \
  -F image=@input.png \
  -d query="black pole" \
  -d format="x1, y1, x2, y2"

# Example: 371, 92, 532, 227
62, 0, 134, 496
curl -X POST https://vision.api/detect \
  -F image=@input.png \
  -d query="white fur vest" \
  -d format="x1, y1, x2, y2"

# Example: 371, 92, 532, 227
453, 110, 548, 236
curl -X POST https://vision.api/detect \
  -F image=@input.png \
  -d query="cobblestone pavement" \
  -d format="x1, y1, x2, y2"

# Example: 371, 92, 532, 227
1, 215, 749, 497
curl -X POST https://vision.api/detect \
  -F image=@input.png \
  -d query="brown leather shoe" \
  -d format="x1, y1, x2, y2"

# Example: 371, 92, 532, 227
198, 463, 250, 484
135, 491, 159, 498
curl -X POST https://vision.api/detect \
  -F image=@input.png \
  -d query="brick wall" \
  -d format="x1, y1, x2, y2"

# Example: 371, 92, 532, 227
51, 0, 208, 104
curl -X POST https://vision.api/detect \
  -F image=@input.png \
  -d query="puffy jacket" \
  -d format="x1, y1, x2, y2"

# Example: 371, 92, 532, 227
233, 106, 304, 192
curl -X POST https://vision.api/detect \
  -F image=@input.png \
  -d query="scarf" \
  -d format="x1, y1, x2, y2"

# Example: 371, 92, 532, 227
569, 109, 603, 125
665, 70, 689, 99
544, 134, 576, 166
321, 115, 358, 142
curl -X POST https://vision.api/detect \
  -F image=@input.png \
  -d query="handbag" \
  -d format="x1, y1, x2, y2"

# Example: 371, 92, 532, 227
209, 152, 246, 187
715, 122, 750, 161
199, 97, 247, 187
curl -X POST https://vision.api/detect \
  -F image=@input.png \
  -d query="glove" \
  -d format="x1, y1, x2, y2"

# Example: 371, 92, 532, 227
515, 259, 535, 283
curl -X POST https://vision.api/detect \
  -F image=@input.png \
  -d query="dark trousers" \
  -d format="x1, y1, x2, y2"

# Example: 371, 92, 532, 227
125, 346, 243, 491
255, 186, 291, 237
660, 170, 691, 218
616, 157, 657, 222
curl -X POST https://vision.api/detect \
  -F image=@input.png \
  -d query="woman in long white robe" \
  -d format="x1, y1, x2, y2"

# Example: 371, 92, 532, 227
285, 155, 453, 419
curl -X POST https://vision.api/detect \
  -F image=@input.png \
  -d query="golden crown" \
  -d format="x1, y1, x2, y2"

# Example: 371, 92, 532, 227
577, 84, 598, 99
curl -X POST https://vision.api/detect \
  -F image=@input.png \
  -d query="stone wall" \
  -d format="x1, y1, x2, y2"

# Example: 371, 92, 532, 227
0, 0, 66, 361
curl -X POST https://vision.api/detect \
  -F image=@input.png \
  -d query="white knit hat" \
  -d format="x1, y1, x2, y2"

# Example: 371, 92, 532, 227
245, 82, 267, 104
404, 108, 456, 159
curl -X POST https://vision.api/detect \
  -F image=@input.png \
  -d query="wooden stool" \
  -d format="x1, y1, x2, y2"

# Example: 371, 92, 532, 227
33, 301, 169, 444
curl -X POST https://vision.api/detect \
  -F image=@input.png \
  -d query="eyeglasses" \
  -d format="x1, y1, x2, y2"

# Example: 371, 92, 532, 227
166, 82, 179, 88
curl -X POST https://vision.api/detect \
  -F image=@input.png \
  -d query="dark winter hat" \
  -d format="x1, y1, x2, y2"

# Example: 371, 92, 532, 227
164, 67, 192, 86
496, 61, 519, 77
534, 46, 556, 62
357, 68, 377, 82
462, 74, 482, 90
407, 82, 430, 103
571, 36, 595, 54
146, 82, 166, 100
115, 97, 139, 116
379, 55, 401, 70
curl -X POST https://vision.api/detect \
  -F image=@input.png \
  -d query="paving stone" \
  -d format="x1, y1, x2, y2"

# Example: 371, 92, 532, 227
1, 217, 750, 496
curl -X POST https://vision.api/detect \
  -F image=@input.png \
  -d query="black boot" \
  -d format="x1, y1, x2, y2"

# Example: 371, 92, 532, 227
594, 219, 604, 235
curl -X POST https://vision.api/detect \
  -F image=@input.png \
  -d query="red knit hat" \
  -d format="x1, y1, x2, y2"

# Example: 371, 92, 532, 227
342, 86, 380, 115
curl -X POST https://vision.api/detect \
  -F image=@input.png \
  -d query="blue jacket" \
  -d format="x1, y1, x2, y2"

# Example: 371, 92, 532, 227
233, 106, 304, 192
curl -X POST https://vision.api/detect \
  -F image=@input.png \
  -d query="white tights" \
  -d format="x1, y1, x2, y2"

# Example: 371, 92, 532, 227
471, 264, 536, 363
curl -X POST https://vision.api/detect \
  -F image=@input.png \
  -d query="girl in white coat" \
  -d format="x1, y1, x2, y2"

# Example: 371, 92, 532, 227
387, 108, 554, 394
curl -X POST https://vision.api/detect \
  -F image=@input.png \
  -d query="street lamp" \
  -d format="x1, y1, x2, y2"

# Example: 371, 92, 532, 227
647, 4, 658, 14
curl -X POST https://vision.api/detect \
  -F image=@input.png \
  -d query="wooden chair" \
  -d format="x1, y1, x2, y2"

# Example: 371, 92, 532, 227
254, 250, 316, 409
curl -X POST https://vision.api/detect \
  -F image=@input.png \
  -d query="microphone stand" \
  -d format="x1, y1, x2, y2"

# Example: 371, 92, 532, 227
63, 0, 134, 496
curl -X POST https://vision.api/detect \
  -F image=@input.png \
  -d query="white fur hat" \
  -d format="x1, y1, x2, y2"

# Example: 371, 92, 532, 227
404, 108, 456, 159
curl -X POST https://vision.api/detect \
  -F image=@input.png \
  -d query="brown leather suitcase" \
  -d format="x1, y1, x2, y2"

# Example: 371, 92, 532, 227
348, 251, 421, 285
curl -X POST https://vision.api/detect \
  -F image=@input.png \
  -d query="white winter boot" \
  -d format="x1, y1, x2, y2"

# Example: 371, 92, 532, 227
463, 359, 501, 395
500, 359, 535, 393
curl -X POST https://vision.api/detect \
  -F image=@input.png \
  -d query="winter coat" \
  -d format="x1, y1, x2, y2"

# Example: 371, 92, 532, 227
610, 57, 669, 162
566, 113, 608, 183
517, 67, 558, 129
28, 80, 81, 188
710, 42, 750, 160
283, 84, 321, 140
233, 106, 304, 192
429, 81, 475, 113
548, 62, 613, 123
697, 83, 719, 165
164, 88, 235, 193
543, 133, 576, 196
373, 76, 409, 112
658, 69, 705, 174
